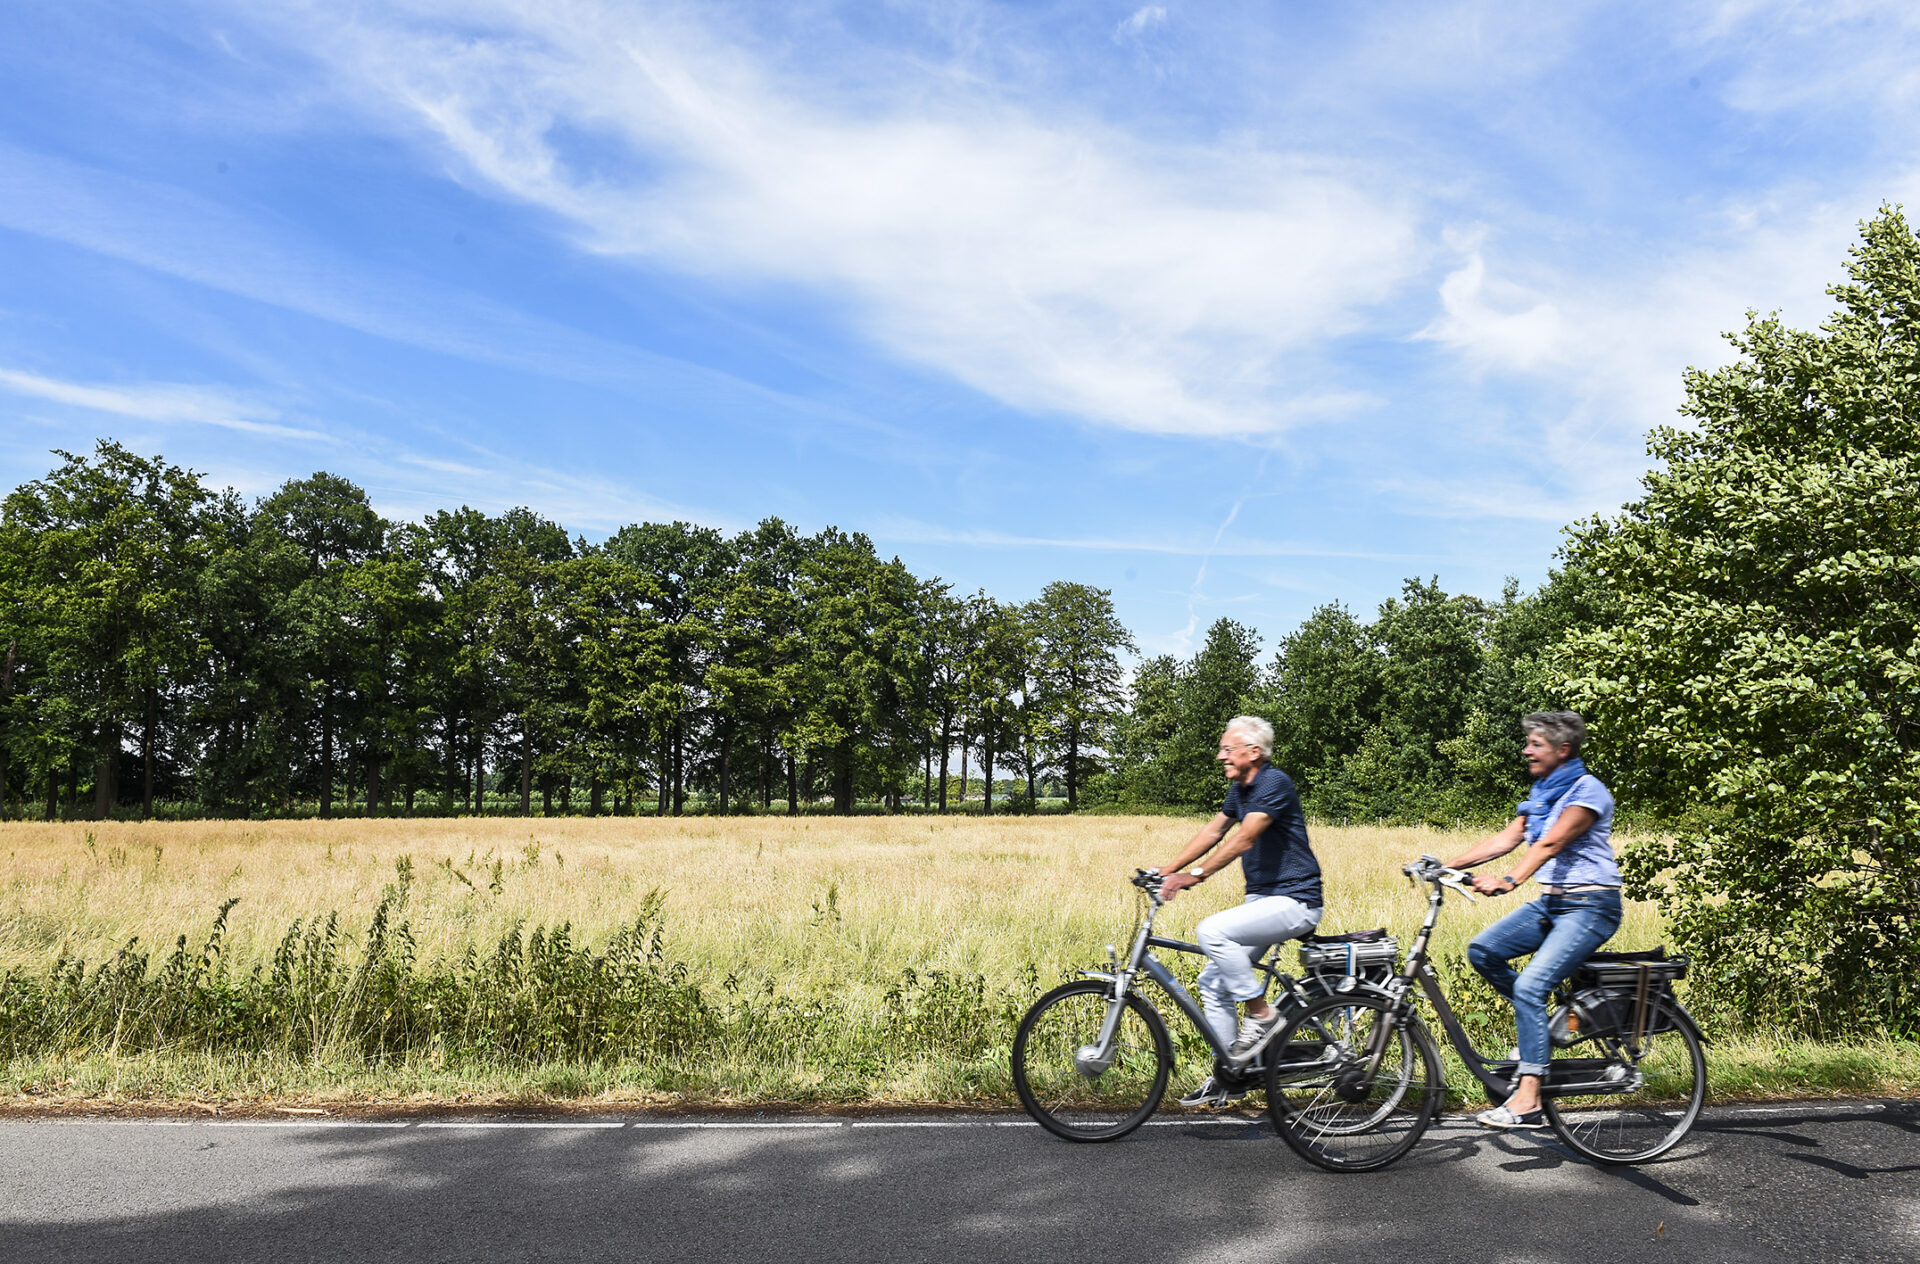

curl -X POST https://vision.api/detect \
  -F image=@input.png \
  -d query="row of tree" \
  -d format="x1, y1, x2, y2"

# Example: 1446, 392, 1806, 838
0, 445, 1134, 820
1096, 569, 1603, 821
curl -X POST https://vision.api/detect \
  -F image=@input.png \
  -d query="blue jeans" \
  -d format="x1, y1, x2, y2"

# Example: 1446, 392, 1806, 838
1467, 890, 1623, 1077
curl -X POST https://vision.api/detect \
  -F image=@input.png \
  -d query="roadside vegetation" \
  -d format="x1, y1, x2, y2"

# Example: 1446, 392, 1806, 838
3, 817, 1913, 1111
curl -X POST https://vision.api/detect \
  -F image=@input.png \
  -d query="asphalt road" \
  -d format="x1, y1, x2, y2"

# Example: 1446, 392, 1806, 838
1, 1102, 1914, 1264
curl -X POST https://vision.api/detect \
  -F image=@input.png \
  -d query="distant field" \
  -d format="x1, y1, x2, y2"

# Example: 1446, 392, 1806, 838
1, 816, 1911, 1109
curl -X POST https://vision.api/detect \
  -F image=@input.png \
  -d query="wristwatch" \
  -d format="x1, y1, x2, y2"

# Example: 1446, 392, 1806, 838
1188, 865, 1208, 881
1501, 874, 1519, 888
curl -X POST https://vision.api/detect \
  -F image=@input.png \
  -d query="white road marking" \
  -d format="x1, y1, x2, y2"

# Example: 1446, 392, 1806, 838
11, 1101, 1892, 1131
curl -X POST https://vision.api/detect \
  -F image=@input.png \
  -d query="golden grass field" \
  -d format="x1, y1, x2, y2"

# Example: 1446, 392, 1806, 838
1, 815, 1912, 1109
0, 814, 1664, 981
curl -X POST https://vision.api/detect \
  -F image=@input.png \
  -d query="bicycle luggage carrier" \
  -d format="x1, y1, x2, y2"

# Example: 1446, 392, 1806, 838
1299, 932, 1398, 978
1575, 949, 1687, 989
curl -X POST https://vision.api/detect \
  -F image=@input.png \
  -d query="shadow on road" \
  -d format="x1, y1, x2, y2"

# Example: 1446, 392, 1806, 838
0, 1103, 1913, 1264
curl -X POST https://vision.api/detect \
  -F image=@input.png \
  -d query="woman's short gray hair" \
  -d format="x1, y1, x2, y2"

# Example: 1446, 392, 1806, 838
1522, 711, 1587, 755
1224, 715, 1275, 755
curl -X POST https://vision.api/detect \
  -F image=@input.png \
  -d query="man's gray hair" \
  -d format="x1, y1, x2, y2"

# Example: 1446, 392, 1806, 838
1522, 711, 1587, 755
1224, 715, 1275, 755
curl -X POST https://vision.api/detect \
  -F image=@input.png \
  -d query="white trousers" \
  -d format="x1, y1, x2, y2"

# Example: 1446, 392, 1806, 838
1195, 894, 1323, 1049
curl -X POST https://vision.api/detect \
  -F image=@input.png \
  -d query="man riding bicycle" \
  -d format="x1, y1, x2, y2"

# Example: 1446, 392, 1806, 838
1444, 711, 1621, 1131
1152, 716, 1324, 1107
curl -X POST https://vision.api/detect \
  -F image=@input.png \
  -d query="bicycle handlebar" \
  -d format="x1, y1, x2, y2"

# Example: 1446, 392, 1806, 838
1402, 853, 1478, 902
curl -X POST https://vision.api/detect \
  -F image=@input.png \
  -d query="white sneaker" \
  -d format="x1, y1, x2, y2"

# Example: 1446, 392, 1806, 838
1226, 1009, 1287, 1065
1178, 1076, 1248, 1108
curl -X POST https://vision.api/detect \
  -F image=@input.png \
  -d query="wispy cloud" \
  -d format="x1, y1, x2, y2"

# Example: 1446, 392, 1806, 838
872, 517, 1441, 561
1114, 6, 1169, 44
0, 366, 324, 440
238, 1, 1423, 439
0, 140, 875, 438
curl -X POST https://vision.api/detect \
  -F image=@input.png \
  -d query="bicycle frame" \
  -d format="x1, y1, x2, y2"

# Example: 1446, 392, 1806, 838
1080, 879, 1341, 1070
1363, 862, 1657, 1101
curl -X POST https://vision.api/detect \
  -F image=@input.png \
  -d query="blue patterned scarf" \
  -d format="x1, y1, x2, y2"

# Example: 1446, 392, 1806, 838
1517, 757, 1586, 843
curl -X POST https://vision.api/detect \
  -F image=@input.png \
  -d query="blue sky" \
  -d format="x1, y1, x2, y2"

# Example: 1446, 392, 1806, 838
4, 2, 1918, 657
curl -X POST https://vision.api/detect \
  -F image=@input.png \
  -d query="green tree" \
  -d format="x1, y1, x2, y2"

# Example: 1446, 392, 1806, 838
1560, 207, 1920, 1036
2, 442, 213, 818
1259, 600, 1381, 794
258, 473, 388, 817
1028, 581, 1135, 811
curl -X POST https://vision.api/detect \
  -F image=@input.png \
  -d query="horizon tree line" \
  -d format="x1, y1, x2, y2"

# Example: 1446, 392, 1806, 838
0, 442, 1135, 821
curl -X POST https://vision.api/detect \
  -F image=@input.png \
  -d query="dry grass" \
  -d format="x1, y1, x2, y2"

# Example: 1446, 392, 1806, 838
0, 815, 1666, 983
2, 815, 1910, 1109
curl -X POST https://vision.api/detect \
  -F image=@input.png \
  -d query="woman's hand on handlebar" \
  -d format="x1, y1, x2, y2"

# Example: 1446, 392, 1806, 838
1470, 872, 1519, 897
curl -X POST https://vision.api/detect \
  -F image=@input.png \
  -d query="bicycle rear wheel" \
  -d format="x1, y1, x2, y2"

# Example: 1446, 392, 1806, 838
1544, 1001, 1706, 1165
1012, 980, 1172, 1141
1265, 992, 1441, 1172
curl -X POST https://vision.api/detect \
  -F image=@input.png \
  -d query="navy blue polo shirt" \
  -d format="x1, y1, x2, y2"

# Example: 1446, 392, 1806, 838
1222, 764, 1323, 907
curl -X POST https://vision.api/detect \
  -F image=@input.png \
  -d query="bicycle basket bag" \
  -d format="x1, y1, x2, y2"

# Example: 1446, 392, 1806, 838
1298, 930, 1398, 985
1554, 948, 1688, 1044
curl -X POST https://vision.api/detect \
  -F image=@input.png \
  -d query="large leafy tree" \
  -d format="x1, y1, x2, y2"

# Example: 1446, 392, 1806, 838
1028, 581, 1135, 811
1560, 207, 1920, 1036
3, 442, 213, 818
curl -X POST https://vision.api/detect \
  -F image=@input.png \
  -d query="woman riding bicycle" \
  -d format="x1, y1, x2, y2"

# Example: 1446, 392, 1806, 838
1444, 711, 1621, 1131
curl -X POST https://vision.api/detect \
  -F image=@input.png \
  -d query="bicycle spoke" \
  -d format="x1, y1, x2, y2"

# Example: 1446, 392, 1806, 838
1266, 994, 1439, 1171
1013, 982, 1170, 1141
1543, 1006, 1706, 1164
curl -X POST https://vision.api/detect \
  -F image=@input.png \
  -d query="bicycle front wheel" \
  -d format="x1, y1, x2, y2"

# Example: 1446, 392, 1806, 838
1544, 1001, 1706, 1165
1011, 980, 1172, 1141
1265, 992, 1441, 1172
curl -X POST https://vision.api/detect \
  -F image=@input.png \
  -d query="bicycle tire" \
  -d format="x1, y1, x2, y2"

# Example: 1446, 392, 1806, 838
1264, 991, 1442, 1172
1544, 999, 1706, 1165
1012, 980, 1172, 1142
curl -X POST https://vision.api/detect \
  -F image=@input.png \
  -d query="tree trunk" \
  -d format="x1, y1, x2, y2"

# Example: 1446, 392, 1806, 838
369, 754, 383, 817
759, 735, 771, 809
141, 689, 157, 819
93, 724, 119, 820
786, 754, 797, 816
519, 718, 533, 815
319, 693, 334, 819
959, 734, 969, 809
672, 721, 685, 816
541, 776, 552, 816
590, 774, 604, 816
833, 751, 854, 814
0, 641, 13, 818
46, 763, 58, 821
67, 750, 80, 816
982, 738, 994, 817
922, 746, 931, 807
656, 733, 670, 816
717, 718, 733, 814
1067, 721, 1079, 812
446, 714, 461, 806
937, 714, 951, 812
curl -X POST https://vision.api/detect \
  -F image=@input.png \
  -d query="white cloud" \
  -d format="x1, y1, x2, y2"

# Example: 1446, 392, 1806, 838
244, 1, 1423, 438
1114, 6, 1168, 43
0, 366, 324, 440
871, 516, 1439, 559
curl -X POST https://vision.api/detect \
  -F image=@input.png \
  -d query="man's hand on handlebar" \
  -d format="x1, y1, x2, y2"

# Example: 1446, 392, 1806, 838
1157, 871, 1200, 902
